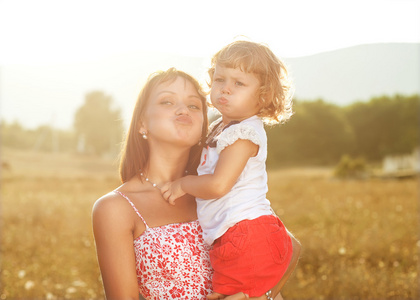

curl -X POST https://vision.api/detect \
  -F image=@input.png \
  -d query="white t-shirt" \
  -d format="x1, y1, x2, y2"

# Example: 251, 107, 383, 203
196, 115, 272, 245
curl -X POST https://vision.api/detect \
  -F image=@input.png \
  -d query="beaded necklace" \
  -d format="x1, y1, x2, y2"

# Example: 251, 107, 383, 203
138, 169, 188, 189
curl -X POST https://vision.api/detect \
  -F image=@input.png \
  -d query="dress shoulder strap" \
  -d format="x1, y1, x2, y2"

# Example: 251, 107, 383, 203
114, 190, 149, 229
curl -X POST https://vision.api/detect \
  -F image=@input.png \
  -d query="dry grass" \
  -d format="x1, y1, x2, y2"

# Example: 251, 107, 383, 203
1, 149, 419, 299
1, 148, 118, 299
269, 169, 419, 299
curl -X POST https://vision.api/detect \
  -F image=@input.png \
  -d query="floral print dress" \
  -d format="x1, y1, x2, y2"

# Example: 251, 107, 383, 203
115, 191, 213, 300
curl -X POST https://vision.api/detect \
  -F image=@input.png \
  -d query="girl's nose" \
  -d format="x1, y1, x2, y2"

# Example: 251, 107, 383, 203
220, 82, 231, 94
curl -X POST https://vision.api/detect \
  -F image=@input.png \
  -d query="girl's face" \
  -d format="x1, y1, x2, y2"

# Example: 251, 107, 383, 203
140, 76, 204, 148
210, 64, 261, 125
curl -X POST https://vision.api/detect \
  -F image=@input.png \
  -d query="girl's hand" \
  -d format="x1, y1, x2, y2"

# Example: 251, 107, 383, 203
160, 179, 186, 205
207, 292, 249, 300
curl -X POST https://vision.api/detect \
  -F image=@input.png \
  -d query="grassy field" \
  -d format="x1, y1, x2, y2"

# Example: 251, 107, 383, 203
1, 148, 419, 299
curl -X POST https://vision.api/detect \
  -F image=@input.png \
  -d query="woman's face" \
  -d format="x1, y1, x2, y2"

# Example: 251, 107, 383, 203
140, 76, 204, 148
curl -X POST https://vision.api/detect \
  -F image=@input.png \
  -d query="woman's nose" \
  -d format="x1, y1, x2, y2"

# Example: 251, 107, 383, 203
175, 103, 189, 114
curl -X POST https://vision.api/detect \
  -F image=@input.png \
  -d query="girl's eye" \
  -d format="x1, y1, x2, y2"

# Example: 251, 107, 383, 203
235, 81, 244, 86
214, 77, 224, 82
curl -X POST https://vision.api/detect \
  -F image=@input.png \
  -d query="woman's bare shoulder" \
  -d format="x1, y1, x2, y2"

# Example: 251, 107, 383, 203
92, 188, 133, 223
92, 178, 142, 220
93, 190, 120, 211
92, 190, 143, 242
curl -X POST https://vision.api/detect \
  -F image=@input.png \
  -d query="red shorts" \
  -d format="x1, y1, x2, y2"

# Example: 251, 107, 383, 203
209, 214, 293, 297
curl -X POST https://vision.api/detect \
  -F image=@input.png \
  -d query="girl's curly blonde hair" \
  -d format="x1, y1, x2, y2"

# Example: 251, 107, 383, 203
208, 40, 294, 125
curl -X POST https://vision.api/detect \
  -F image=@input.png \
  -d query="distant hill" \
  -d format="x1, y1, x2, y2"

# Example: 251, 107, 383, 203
132, 43, 420, 105
284, 43, 420, 105
1, 43, 419, 129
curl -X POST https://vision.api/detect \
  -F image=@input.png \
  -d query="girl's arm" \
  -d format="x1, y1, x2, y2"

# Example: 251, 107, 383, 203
161, 139, 258, 204
92, 194, 141, 300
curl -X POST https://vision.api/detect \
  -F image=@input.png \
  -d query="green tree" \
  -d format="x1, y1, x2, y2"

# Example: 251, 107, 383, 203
345, 94, 419, 160
1, 120, 27, 148
1, 120, 76, 152
267, 100, 354, 167
74, 91, 124, 155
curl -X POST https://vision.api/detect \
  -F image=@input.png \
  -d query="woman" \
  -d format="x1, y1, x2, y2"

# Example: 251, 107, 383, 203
92, 68, 299, 300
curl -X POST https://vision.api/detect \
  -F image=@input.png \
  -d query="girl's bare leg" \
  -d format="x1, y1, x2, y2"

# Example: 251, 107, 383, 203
268, 230, 301, 299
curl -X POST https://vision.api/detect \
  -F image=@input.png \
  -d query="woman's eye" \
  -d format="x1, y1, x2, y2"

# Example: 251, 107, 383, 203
160, 99, 174, 105
188, 103, 201, 110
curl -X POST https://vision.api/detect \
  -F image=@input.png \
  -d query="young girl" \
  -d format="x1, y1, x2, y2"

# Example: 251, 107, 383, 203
161, 41, 296, 299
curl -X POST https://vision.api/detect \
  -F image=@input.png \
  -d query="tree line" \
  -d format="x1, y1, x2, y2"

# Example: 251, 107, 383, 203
1, 91, 124, 156
266, 94, 419, 167
1, 93, 418, 167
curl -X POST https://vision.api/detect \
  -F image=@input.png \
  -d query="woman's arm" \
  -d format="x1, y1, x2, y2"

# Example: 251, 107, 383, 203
92, 194, 141, 300
162, 139, 258, 203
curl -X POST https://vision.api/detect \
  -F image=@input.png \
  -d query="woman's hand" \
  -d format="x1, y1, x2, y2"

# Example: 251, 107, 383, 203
207, 292, 249, 299
207, 292, 283, 300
